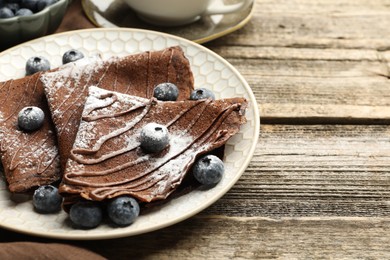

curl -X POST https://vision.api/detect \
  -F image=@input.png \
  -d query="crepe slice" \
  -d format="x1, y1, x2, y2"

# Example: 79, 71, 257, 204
0, 72, 60, 192
59, 86, 247, 208
0, 55, 103, 192
41, 46, 194, 171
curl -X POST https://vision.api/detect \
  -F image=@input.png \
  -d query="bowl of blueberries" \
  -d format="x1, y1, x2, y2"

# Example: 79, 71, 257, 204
0, 0, 69, 50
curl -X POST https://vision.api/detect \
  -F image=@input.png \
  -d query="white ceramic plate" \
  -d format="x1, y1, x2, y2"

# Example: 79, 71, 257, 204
0, 28, 259, 240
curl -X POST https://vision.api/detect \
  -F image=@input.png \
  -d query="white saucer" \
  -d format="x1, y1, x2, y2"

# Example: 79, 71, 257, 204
81, 0, 255, 43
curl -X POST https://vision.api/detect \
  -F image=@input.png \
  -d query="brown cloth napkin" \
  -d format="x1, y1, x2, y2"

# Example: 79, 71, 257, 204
0, 242, 107, 260
55, 0, 96, 33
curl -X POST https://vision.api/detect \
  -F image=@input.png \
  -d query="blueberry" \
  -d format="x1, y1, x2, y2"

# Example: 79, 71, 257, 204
32, 185, 62, 213
4, 3, 19, 13
107, 196, 140, 226
140, 123, 169, 153
25, 56, 50, 75
153, 82, 179, 101
192, 155, 224, 186
36, 0, 57, 12
62, 49, 85, 64
190, 88, 215, 100
18, 106, 45, 132
15, 7, 32, 16
69, 201, 103, 229
21, 0, 38, 12
0, 7, 14, 18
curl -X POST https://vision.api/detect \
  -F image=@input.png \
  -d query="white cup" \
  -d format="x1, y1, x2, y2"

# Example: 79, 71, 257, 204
123, 0, 253, 26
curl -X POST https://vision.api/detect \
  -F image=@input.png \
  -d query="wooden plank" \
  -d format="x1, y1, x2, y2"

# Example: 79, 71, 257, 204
260, 104, 390, 124
205, 124, 390, 217
74, 217, 390, 259
3, 217, 389, 259
90, 217, 390, 259
210, 0, 390, 50
223, 49, 390, 121
209, 46, 390, 122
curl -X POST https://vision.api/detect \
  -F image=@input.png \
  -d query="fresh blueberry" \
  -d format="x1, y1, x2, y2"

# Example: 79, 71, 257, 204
25, 56, 50, 75
0, 7, 14, 18
21, 0, 38, 12
192, 155, 224, 186
107, 196, 140, 226
4, 3, 19, 13
62, 49, 85, 64
36, 0, 57, 12
15, 7, 32, 16
140, 123, 169, 153
69, 201, 103, 229
153, 82, 179, 101
18, 106, 45, 132
32, 185, 62, 213
190, 88, 215, 100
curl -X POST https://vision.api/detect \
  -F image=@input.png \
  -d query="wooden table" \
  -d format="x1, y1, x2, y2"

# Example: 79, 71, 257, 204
1, 0, 390, 259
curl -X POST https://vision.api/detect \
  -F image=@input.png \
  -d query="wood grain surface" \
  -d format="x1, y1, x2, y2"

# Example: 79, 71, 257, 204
207, 0, 390, 123
1, 0, 390, 259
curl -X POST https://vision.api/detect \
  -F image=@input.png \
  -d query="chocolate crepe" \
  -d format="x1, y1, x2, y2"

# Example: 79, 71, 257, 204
0, 72, 60, 192
59, 86, 247, 207
41, 46, 194, 171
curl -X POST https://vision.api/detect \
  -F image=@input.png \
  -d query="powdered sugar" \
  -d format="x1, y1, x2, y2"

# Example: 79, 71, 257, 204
0, 127, 58, 176
41, 55, 105, 97
75, 121, 98, 149
86, 86, 147, 116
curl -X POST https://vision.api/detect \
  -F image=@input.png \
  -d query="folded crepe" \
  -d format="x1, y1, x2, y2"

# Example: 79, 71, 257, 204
41, 46, 194, 171
59, 86, 247, 207
0, 72, 60, 192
